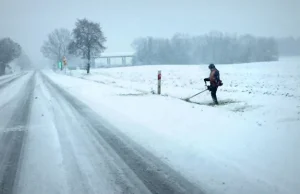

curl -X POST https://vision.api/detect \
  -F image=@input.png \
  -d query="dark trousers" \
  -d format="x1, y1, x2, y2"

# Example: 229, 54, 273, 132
210, 86, 218, 104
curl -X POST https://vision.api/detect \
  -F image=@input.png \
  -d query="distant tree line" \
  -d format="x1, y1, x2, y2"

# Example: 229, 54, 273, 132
0, 37, 31, 76
41, 18, 106, 74
132, 31, 279, 65
276, 37, 300, 56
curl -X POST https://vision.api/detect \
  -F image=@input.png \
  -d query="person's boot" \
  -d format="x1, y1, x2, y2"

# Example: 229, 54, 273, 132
213, 96, 219, 105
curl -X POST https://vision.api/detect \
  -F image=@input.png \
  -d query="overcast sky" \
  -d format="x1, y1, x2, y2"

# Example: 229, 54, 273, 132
0, 0, 299, 63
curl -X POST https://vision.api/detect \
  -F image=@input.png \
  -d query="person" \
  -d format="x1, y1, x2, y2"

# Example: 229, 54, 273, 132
204, 64, 220, 105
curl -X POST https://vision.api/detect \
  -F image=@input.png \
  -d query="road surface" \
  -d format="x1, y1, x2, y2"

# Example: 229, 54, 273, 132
0, 71, 204, 194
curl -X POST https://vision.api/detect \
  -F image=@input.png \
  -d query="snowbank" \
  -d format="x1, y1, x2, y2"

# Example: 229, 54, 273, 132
44, 57, 300, 194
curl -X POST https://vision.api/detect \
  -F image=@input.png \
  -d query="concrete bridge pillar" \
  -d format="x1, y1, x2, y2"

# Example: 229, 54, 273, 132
122, 57, 126, 65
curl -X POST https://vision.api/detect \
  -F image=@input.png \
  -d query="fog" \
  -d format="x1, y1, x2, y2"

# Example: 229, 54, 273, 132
0, 0, 299, 64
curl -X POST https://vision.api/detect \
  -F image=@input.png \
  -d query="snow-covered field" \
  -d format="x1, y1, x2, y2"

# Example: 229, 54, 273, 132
47, 57, 300, 194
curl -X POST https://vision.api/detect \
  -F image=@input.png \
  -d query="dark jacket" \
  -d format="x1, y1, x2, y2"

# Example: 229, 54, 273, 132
205, 68, 220, 87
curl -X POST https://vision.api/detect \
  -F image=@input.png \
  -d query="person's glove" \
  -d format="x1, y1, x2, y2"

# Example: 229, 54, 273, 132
207, 86, 211, 91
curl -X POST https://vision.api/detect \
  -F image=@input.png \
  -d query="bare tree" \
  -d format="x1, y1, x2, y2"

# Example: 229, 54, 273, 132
0, 38, 21, 75
68, 18, 106, 74
41, 28, 72, 64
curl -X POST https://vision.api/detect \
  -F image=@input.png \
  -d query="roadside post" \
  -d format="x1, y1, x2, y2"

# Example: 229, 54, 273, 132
158, 70, 161, 95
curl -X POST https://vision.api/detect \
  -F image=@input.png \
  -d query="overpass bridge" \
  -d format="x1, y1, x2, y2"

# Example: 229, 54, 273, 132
97, 52, 134, 65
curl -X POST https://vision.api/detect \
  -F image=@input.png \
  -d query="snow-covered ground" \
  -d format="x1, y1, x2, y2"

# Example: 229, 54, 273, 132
0, 73, 15, 81
46, 57, 300, 194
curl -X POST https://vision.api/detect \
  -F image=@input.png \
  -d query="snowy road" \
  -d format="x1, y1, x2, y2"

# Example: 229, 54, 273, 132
0, 71, 204, 194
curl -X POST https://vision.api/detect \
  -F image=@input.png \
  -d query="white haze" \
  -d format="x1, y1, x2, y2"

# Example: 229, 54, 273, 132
0, 0, 299, 65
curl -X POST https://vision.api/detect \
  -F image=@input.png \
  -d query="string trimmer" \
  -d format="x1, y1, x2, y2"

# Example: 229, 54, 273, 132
183, 87, 209, 101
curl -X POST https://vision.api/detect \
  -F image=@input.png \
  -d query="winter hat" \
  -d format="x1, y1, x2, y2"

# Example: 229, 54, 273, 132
208, 64, 215, 69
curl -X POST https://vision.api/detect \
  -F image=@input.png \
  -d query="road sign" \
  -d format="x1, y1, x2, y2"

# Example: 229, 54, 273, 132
63, 56, 67, 65
58, 61, 62, 70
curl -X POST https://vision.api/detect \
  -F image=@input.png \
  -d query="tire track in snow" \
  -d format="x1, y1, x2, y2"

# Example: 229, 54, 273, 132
41, 73, 152, 194
41, 72, 205, 194
0, 72, 35, 194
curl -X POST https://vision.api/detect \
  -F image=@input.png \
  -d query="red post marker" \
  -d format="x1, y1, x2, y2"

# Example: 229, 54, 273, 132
158, 70, 161, 94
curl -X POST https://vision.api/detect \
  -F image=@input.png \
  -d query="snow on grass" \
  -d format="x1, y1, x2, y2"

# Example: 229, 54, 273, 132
0, 72, 20, 82
70, 58, 300, 124
45, 57, 300, 194
0, 74, 14, 81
